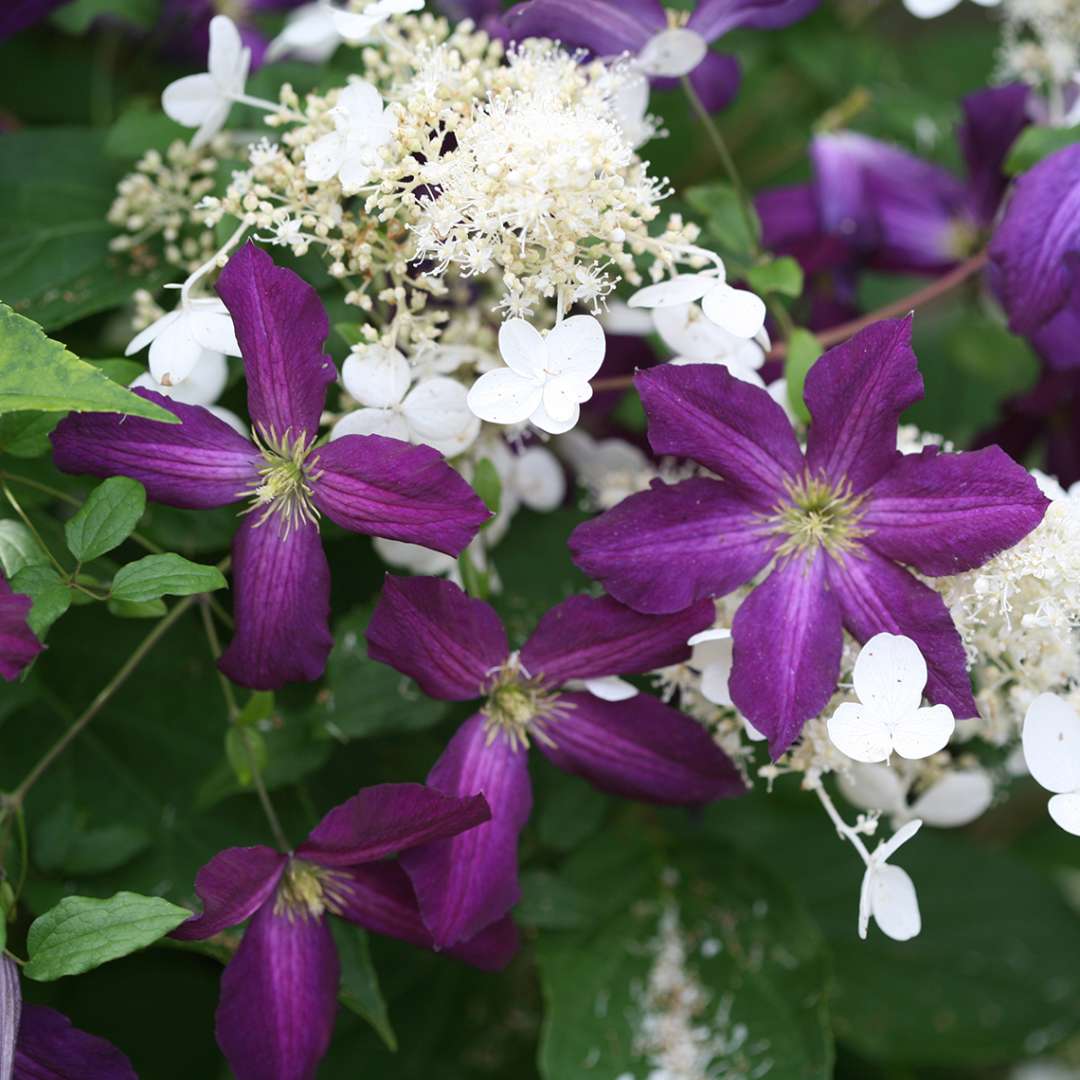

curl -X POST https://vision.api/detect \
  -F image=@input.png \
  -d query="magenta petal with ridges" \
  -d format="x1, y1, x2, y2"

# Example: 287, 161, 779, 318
861, 446, 1049, 576
217, 242, 336, 441
309, 435, 489, 556
215, 903, 339, 1080
296, 782, 490, 867
400, 714, 531, 947
170, 845, 286, 941
15, 1006, 138, 1080
50, 391, 259, 509
505, 0, 657, 55
520, 594, 713, 687
569, 477, 779, 614
803, 317, 923, 494
827, 545, 977, 720
636, 364, 803, 508
218, 516, 333, 690
365, 576, 508, 701
729, 548, 844, 758
538, 691, 745, 803
687, 0, 818, 39
959, 83, 1030, 227
0, 575, 42, 682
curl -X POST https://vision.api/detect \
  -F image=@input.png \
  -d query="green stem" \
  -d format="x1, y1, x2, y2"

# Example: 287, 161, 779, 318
1, 483, 66, 577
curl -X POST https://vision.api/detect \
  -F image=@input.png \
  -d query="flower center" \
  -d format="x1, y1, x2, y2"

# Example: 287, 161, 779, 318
273, 859, 351, 922
768, 473, 867, 557
481, 656, 567, 752
242, 426, 322, 537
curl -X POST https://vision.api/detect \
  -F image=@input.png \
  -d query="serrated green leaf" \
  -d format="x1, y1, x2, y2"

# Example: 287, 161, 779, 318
747, 255, 805, 298
10, 565, 71, 639
785, 327, 823, 424
332, 920, 397, 1051
0, 304, 177, 422
0, 520, 50, 578
0, 412, 59, 457
1005, 125, 1080, 176
65, 477, 146, 563
110, 554, 226, 603
24, 891, 190, 981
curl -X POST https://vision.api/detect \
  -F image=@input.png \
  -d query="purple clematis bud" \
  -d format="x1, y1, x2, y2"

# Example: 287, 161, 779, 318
50, 243, 489, 692
0, 573, 43, 682
505, 0, 818, 112
570, 318, 1049, 758
366, 577, 745, 948
170, 783, 514, 1080
1, 954, 138, 1079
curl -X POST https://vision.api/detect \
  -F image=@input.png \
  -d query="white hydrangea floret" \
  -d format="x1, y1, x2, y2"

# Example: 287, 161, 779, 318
304, 80, 394, 192
629, 268, 767, 340
331, 0, 425, 43
652, 302, 766, 384
266, 1, 341, 63
126, 295, 241, 388
1022, 692, 1080, 835
859, 819, 923, 942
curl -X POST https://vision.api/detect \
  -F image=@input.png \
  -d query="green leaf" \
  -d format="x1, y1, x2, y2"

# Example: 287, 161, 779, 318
237, 691, 276, 728
225, 727, 268, 788
472, 457, 502, 516
0, 304, 177, 422
785, 328, 823, 424
52, 0, 159, 34
537, 825, 833, 1080
104, 102, 188, 159
685, 182, 762, 258
65, 477, 147, 563
0, 412, 60, 457
10, 565, 71, 639
24, 891, 191, 981
107, 597, 168, 619
34, 804, 151, 877
110, 554, 226, 603
335, 322, 365, 347
0, 520, 50, 578
747, 255, 805, 298
332, 920, 397, 1051
1005, 124, 1080, 175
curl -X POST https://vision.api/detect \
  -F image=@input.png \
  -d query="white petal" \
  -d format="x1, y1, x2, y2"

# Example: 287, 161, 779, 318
338, 155, 374, 193
467, 368, 544, 425
687, 628, 731, 647
852, 632, 927, 722
402, 377, 480, 456
584, 676, 638, 702
498, 319, 548, 380
205, 405, 247, 436
869, 864, 921, 941
186, 304, 240, 356
628, 274, 714, 309
827, 702, 893, 764
339, 80, 385, 127
331, 7, 380, 42
159, 350, 229, 406
374, 537, 455, 575
653, 302, 747, 362
688, 631, 733, 707
341, 345, 410, 408
910, 770, 994, 828
636, 27, 708, 77
529, 397, 580, 436
876, 817, 922, 862
266, 4, 341, 63
162, 73, 223, 128
208, 15, 247, 91
1023, 694, 1080, 794
903, 0, 962, 15
329, 406, 409, 443
125, 310, 180, 356
544, 314, 607, 379
742, 717, 767, 742
858, 866, 872, 940
700, 283, 767, 339
600, 301, 654, 336
542, 373, 591, 423
512, 446, 565, 512
305, 131, 346, 183
891, 704, 955, 760
837, 762, 907, 816
1048, 792, 1080, 836
148, 318, 205, 386
191, 102, 232, 149
611, 72, 651, 148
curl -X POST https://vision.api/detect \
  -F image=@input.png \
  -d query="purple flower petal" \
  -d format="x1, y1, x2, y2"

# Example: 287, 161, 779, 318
828, 544, 977, 719
728, 548, 844, 757
1030, 301, 1080, 373
333, 861, 519, 971
803, 317, 923, 494
218, 517, 333, 690
959, 83, 1030, 227
309, 436, 489, 556
538, 690, 745, 803
990, 143, 1080, 336
569, 477, 779, 614
520, 594, 713, 686
296, 782, 490, 867
687, 0, 818, 40
637, 365, 803, 508
0, 574, 42, 681
505, 0, 657, 55
216, 901, 339, 1080
1, 954, 18, 1080
15, 1006, 137, 1080
170, 845, 287, 941
217, 243, 337, 441
862, 446, 1049, 576
683, 51, 742, 113
400, 714, 532, 948
51, 391, 258, 510
0, 0, 71, 38
365, 575, 508, 701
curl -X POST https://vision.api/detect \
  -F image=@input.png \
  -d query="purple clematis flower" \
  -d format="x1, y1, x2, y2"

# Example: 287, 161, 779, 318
0, 573, 43, 682
2, 955, 137, 1078
366, 575, 745, 948
0, 0, 72, 39
569, 318, 1049, 757
162, 0, 307, 67
505, 0, 818, 112
51, 244, 488, 691
170, 783, 516, 1080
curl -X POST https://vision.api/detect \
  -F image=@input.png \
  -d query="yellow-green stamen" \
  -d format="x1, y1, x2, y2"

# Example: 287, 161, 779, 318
241, 425, 322, 537
273, 858, 351, 922
481, 657, 570, 752
767, 472, 867, 559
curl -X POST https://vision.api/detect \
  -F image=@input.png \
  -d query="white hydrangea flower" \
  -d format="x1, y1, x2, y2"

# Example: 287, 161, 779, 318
130, 354, 245, 435
266, 2, 342, 64
629, 269, 766, 340
331, 0, 424, 43
510, 445, 565, 512
827, 634, 955, 763
332, 345, 480, 457
859, 819, 922, 942
903, 0, 1000, 17
839, 762, 995, 829
1022, 693, 1080, 836
162, 15, 251, 148
652, 303, 766, 385
304, 80, 394, 192
467, 316, 606, 435
635, 28, 708, 77
686, 628, 734, 707
125, 296, 241, 388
